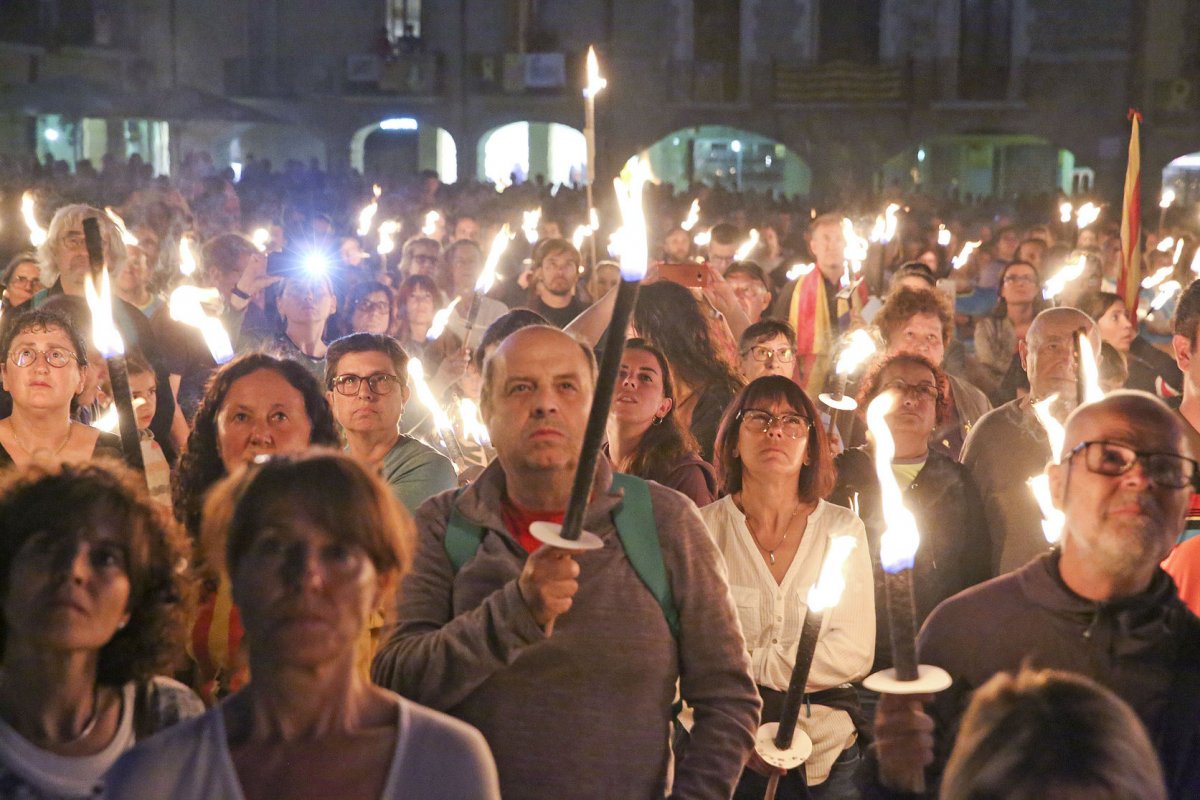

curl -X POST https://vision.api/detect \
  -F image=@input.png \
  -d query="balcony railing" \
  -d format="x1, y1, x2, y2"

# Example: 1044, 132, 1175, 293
223, 52, 441, 98
773, 60, 905, 103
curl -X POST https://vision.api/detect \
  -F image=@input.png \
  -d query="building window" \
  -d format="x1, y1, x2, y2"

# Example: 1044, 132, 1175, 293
958, 0, 1012, 100
818, 0, 881, 63
387, 0, 421, 42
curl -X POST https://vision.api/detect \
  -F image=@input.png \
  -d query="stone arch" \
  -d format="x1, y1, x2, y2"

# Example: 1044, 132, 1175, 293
634, 124, 812, 196
475, 120, 586, 187
349, 118, 458, 182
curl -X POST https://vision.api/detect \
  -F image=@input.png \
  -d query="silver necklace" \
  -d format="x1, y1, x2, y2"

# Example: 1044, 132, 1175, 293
745, 501, 802, 565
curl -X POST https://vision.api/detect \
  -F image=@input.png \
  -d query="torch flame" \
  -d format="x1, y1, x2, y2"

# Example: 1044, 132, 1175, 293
477, 224, 511, 294
786, 263, 815, 281
251, 227, 270, 252
422, 210, 441, 238
835, 329, 877, 377
1191, 247, 1200, 276
104, 208, 138, 246
584, 45, 607, 98
589, 208, 600, 232
1151, 280, 1182, 312
937, 225, 951, 247
842, 218, 869, 267
179, 235, 197, 277
734, 229, 759, 262
1161, 188, 1176, 209
84, 268, 125, 359
866, 393, 922, 573
882, 203, 900, 244
571, 225, 590, 251
1059, 202, 1073, 224
806, 535, 857, 613
407, 359, 454, 432
168, 285, 235, 364
1075, 202, 1101, 229
522, 208, 542, 245
376, 220, 400, 256
1157, 236, 1176, 253
1141, 264, 1175, 289
693, 229, 712, 248
357, 188, 381, 237
1030, 396, 1067, 544
1043, 255, 1088, 300
21, 192, 47, 247
427, 296, 461, 341
951, 241, 981, 271
681, 199, 701, 232
1077, 333, 1104, 404
93, 399, 146, 433
459, 398, 491, 446
613, 158, 650, 281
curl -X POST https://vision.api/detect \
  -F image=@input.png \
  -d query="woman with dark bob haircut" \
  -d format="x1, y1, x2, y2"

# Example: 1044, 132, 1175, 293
173, 352, 339, 702
0, 460, 202, 799
104, 452, 500, 799
829, 352, 992, 672
701, 375, 874, 798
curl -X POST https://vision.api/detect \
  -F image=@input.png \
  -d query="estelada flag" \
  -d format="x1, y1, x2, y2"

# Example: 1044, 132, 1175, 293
1117, 109, 1142, 319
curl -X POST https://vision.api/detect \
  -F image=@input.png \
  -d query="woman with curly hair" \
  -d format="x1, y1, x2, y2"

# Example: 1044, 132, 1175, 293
0, 460, 201, 799
633, 280, 744, 462
173, 353, 339, 701
829, 352, 992, 671
606, 339, 716, 506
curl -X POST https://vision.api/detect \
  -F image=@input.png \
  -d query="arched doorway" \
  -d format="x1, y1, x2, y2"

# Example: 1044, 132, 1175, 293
477, 121, 585, 188
350, 119, 457, 182
1163, 152, 1200, 206
880, 134, 1081, 199
644, 125, 810, 196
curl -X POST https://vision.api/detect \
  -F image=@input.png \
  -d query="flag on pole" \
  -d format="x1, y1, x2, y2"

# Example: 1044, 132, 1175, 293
1118, 109, 1142, 319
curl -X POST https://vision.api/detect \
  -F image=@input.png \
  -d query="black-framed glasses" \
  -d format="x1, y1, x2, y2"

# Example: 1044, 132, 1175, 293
742, 345, 796, 364
331, 373, 402, 396
353, 299, 390, 316
1068, 440, 1199, 490
9, 347, 79, 368
1002, 274, 1037, 285
882, 379, 940, 402
737, 409, 811, 439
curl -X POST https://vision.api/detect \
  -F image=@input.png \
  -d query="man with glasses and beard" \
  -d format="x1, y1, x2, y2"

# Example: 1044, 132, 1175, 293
866, 391, 1200, 800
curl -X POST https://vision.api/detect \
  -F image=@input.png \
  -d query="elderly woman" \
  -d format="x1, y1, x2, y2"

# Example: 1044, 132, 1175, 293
701, 375, 873, 799
103, 452, 500, 799
0, 309, 122, 467
828, 352, 991, 671
606, 339, 716, 506
0, 460, 202, 799
1, 253, 42, 310
173, 353, 340, 700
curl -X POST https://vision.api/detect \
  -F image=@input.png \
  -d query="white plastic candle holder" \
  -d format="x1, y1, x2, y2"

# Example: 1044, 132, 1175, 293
754, 722, 813, 770
528, 522, 604, 551
862, 664, 952, 695
818, 393, 858, 412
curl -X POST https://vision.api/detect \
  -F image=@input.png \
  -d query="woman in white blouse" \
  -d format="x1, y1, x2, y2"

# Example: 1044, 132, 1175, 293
702, 374, 874, 800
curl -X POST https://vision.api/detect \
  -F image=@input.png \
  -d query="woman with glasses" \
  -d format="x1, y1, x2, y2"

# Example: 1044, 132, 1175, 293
606, 339, 716, 507
829, 352, 992, 674
174, 353, 340, 702
702, 375, 874, 799
0, 309, 123, 468
738, 320, 798, 382
338, 281, 394, 338
0, 460, 202, 800
1, 254, 42, 310
974, 261, 1047, 400
104, 452, 500, 799
325, 333, 457, 512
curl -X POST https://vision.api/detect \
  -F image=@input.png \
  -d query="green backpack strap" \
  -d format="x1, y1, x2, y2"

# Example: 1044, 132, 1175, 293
441, 474, 679, 639
444, 489, 482, 572
611, 473, 680, 639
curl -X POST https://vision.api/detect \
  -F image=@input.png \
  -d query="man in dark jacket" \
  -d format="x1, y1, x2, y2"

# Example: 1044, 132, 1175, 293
866, 391, 1200, 800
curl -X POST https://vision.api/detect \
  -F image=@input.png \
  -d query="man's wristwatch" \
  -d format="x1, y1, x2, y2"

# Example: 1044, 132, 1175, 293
231, 286, 251, 301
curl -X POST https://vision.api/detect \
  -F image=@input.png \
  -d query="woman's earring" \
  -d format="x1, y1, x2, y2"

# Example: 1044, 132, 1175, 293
651, 416, 663, 426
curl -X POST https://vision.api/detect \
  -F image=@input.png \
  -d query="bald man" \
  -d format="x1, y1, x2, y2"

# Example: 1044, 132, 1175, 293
372, 326, 759, 800
961, 307, 1100, 573
870, 392, 1200, 799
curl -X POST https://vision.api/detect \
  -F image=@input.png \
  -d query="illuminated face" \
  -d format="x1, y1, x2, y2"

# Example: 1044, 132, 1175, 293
404, 287, 436, 328
215, 369, 314, 473
278, 277, 336, 328
887, 312, 945, 367
3, 261, 42, 306
808, 221, 846, 272
588, 265, 621, 299
740, 334, 795, 381
539, 249, 579, 297
1095, 300, 1134, 353
707, 240, 737, 275
664, 230, 691, 263
453, 217, 480, 242
54, 223, 111, 292
448, 246, 482, 295
726, 272, 771, 323
1000, 263, 1040, 307
736, 398, 810, 481
128, 369, 158, 430
0, 325, 85, 414
327, 350, 409, 437
611, 348, 671, 430
406, 243, 440, 277
350, 291, 392, 335
876, 360, 938, 444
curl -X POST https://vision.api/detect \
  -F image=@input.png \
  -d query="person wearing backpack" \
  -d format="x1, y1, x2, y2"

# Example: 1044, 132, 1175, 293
371, 325, 760, 800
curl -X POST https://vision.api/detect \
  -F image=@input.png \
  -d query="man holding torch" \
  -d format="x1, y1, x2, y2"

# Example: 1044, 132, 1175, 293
866, 391, 1200, 800
372, 324, 760, 800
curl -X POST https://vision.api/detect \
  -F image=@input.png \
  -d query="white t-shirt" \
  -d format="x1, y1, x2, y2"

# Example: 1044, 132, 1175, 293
0, 684, 136, 800
100, 695, 499, 800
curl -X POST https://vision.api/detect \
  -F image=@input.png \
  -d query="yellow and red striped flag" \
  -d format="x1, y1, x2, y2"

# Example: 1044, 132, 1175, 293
1118, 109, 1142, 319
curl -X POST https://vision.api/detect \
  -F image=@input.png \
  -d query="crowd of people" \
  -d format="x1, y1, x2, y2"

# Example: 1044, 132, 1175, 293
0, 151, 1199, 799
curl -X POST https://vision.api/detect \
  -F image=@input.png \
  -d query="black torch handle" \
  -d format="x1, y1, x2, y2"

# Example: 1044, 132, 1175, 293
886, 569, 920, 681
774, 608, 824, 749
106, 356, 146, 471
559, 278, 641, 540
83, 217, 105, 279
1072, 328, 1084, 407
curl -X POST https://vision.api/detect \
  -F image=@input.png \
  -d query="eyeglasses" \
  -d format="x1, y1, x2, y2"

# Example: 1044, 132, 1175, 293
738, 409, 811, 439
7, 276, 40, 289
354, 300, 390, 316
1003, 274, 1037, 285
742, 345, 796, 363
9, 347, 79, 368
331, 372, 402, 396
1068, 440, 1199, 490
411, 254, 439, 265
882, 379, 940, 402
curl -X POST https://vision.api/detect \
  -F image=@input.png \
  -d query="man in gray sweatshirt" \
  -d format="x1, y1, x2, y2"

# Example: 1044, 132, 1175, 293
372, 325, 760, 800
